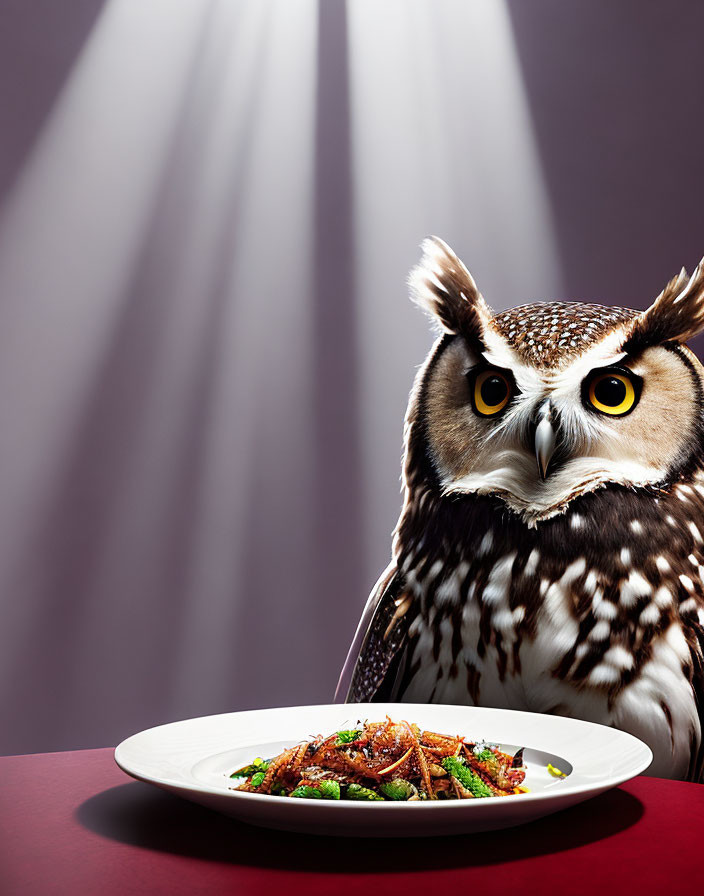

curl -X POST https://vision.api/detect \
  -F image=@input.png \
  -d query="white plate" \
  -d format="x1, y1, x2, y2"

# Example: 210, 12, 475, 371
114, 702, 652, 837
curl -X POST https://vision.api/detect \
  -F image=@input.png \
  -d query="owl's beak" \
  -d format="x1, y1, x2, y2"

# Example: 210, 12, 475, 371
534, 401, 557, 480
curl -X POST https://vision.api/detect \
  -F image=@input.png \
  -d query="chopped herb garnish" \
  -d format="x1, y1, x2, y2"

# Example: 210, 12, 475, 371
335, 729, 364, 744
231, 757, 271, 777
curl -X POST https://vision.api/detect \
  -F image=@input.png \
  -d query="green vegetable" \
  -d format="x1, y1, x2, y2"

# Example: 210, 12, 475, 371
290, 785, 323, 799
473, 748, 495, 763
289, 781, 341, 799
335, 729, 363, 744
319, 780, 341, 800
231, 757, 271, 777
346, 783, 384, 801
250, 771, 267, 789
229, 775, 247, 788
442, 756, 494, 798
379, 779, 417, 801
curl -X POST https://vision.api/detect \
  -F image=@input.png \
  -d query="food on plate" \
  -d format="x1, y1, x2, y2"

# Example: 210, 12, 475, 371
228, 718, 527, 800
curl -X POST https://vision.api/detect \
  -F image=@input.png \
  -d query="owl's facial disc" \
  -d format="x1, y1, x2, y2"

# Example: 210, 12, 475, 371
407, 237, 704, 522
423, 336, 704, 523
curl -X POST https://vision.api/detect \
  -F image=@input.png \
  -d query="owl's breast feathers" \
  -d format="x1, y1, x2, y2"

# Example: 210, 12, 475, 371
344, 478, 704, 781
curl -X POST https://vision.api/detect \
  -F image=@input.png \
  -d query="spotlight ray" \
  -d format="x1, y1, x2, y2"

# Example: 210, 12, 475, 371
346, 0, 564, 572
0, 0, 319, 750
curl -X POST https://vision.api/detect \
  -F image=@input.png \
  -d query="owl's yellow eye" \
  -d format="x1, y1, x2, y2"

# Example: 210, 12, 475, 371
585, 368, 639, 416
472, 369, 512, 417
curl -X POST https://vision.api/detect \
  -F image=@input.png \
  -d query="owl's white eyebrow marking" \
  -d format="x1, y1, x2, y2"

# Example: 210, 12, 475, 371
629, 519, 643, 534
619, 547, 631, 566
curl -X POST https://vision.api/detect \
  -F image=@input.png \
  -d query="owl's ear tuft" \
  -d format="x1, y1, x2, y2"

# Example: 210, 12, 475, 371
623, 257, 704, 353
408, 237, 494, 345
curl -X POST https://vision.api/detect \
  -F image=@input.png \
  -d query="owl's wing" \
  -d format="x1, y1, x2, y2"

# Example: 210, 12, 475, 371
334, 562, 414, 703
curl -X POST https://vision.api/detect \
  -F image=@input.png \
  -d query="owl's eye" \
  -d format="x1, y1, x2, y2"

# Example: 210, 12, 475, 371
584, 367, 641, 417
471, 368, 512, 417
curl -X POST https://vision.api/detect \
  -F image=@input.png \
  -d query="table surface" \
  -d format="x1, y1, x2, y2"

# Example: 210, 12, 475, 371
1, 748, 703, 895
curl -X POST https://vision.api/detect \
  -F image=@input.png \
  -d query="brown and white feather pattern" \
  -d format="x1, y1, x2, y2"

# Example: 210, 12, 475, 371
350, 479, 704, 781
492, 302, 638, 368
408, 236, 495, 343
624, 259, 704, 353
342, 239, 704, 783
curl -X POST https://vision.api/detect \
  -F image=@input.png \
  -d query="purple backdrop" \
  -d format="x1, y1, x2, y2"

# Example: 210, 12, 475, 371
1, 0, 703, 755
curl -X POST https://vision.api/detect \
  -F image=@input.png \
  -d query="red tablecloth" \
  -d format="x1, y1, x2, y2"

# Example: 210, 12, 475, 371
1, 748, 703, 895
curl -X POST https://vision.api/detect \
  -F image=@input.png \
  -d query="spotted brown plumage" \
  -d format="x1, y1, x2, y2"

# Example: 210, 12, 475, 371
492, 303, 638, 368
337, 236, 704, 782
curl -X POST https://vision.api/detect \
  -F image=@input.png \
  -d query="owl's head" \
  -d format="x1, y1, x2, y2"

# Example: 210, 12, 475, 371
407, 237, 704, 524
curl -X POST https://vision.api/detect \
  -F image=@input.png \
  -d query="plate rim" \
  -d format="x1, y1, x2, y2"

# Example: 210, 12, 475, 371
114, 702, 653, 811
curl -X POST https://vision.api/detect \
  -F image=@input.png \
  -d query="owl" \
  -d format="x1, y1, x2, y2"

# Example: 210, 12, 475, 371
336, 237, 704, 782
